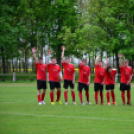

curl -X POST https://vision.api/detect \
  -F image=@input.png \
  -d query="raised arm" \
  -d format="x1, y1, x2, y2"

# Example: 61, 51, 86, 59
46, 50, 51, 64
61, 46, 65, 62
119, 53, 123, 68
95, 55, 100, 65
105, 57, 108, 71
78, 61, 82, 69
32, 47, 38, 63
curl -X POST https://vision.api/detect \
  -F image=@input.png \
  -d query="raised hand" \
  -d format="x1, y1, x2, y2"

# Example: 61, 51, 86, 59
48, 50, 51, 55
106, 57, 108, 63
32, 47, 36, 53
62, 46, 65, 51
119, 53, 123, 58
96, 55, 100, 59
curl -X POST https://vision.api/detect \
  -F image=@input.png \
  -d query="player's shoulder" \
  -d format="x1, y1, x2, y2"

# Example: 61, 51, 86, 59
69, 63, 74, 66
56, 64, 61, 67
128, 66, 132, 69
85, 65, 90, 69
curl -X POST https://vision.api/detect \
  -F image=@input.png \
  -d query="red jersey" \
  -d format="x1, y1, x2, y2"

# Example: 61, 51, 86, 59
62, 62, 75, 80
120, 65, 133, 84
48, 63, 61, 82
78, 63, 90, 84
35, 63, 47, 81
94, 64, 105, 83
105, 69, 117, 85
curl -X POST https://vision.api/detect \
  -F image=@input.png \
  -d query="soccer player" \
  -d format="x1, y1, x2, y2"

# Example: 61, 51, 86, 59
105, 58, 117, 106
61, 46, 76, 105
78, 59, 92, 105
46, 50, 63, 105
94, 56, 105, 105
119, 53, 133, 105
32, 47, 47, 105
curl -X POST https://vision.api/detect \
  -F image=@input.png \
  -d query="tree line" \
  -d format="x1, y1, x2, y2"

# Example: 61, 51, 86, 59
0, 0, 134, 74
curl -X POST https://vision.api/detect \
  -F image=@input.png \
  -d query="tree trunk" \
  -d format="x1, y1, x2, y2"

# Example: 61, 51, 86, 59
2, 56, 6, 74
56, 44, 62, 66
115, 52, 120, 74
12, 59, 15, 72
6, 60, 8, 73
40, 45, 43, 57
19, 58, 21, 73
113, 54, 114, 68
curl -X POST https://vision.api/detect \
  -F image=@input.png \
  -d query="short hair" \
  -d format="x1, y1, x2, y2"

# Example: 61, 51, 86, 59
38, 57, 43, 60
107, 65, 112, 72
65, 57, 70, 60
52, 58, 57, 61
99, 60, 103, 63
124, 59, 128, 63
82, 58, 87, 62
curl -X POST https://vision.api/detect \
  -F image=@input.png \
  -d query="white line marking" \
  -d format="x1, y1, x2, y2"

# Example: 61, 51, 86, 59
0, 112, 134, 122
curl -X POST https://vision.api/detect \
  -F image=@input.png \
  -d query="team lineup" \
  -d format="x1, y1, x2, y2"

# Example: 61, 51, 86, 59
32, 47, 133, 106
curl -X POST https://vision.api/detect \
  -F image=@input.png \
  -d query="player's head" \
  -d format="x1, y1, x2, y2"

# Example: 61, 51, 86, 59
38, 57, 43, 64
107, 65, 112, 73
65, 57, 70, 64
82, 59, 87, 66
51, 58, 57, 65
124, 59, 128, 67
98, 60, 103, 67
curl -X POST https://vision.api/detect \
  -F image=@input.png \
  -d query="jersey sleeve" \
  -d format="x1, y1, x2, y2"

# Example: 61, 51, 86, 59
95, 64, 99, 71
62, 62, 66, 68
130, 68, 133, 75
78, 63, 83, 69
119, 65, 124, 72
35, 63, 38, 69
113, 69, 117, 75
73, 65, 75, 73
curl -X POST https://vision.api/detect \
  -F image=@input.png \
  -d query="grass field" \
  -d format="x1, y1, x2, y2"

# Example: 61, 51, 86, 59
0, 83, 134, 134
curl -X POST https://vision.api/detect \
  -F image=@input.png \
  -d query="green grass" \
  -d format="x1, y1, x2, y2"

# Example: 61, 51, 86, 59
0, 83, 134, 134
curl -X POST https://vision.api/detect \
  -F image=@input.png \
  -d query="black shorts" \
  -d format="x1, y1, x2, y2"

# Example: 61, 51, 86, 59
94, 83, 103, 91
63, 79, 74, 89
106, 84, 115, 90
120, 83, 131, 91
37, 80, 47, 90
78, 82, 89, 91
49, 81, 61, 90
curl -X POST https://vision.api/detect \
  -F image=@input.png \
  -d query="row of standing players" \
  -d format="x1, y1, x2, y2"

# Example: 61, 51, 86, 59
32, 47, 133, 106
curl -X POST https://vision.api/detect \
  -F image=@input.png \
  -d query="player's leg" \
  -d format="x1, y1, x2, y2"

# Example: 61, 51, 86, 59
41, 89, 46, 104
84, 84, 92, 105
56, 82, 62, 105
70, 81, 76, 105
41, 81, 47, 104
100, 84, 105, 105
106, 85, 110, 105
71, 88, 76, 105
127, 85, 131, 105
78, 82, 84, 105
94, 83, 99, 105
110, 84, 117, 105
63, 80, 68, 104
49, 81, 55, 105
37, 90, 42, 105
120, 83, 126, 105
37, 80, 42, 105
